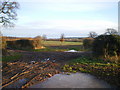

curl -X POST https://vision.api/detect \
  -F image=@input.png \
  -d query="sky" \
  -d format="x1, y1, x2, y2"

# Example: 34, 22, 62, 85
1, 0, 119, 38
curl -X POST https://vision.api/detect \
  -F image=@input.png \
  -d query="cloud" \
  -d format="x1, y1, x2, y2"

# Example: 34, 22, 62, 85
24, 20, 117, 30
46, 3, 102, 12
3, 19, 116, 37
18, 0, 118, 12
1, 0, 118, 38
18, 0, 119, 3
2, 19, 117, 38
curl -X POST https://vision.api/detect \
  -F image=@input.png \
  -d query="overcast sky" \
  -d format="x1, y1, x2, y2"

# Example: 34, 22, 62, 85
1, 0, 119, 38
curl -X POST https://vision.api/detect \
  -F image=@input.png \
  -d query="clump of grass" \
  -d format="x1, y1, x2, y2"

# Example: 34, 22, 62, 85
66, 73, 71, 75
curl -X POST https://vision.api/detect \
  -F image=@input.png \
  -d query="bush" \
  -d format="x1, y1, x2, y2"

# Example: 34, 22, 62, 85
83, 38, 94, 50
7, 38, 42, 50
1, 37, 8, 56
1, 36, 7, 48
92, 35, 120, 60
33, 38, 42, 49
7, 39, 34, 50
2, 49, 8, 56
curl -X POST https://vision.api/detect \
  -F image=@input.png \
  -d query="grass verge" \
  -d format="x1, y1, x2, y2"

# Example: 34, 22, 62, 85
2, 53, 22, 62
62, 57, 120, 87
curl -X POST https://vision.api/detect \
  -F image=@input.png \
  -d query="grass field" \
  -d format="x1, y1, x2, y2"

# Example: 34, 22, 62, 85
33, 48, 69, 52
32, 41, 84, 52
42, 41, 83, 46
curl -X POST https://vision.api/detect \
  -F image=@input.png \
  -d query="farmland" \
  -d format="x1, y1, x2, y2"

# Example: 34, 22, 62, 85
1, 0, 119, 89
42, 41, 83, 46
1, 36, 120, 88
33, 40, 84, 52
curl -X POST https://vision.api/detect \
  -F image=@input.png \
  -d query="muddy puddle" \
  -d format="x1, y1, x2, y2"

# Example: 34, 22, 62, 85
29, 72, 112, 88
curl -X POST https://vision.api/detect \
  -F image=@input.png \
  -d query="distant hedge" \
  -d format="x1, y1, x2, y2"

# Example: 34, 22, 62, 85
7, 39, 34, 50
92, 35, 120, 58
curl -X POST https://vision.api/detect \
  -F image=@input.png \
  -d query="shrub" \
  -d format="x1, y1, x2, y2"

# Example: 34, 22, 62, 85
2, 49, 8, 56
1, 36, 8, 56
33, 38, 42, 49
7, 38, 42, 50
7, 39, 34, 50
92, 35, 120, 60
83, 38, 94, 50
17, 39, 34, 49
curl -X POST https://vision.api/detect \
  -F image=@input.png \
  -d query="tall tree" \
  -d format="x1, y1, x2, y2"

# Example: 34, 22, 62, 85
42, 34, 47, 41
0, 0, 19, 27
0, 0, 19, 55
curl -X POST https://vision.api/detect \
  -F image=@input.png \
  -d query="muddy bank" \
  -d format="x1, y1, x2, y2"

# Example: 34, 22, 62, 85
2, 50, 92, 88
2, 61, 60, 88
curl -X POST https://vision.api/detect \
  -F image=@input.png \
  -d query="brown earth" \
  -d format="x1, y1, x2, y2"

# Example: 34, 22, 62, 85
11, 50, 92, 64
47, 45, 83, 50
2, 50, 92, 88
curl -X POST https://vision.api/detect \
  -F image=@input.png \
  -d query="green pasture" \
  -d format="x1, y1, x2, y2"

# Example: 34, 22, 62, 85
33, 48, 69, 52
41, 41, 83, 46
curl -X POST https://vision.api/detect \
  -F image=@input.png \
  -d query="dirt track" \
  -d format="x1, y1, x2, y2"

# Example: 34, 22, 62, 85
2, 50, 92, 88
15, 50, 92, 64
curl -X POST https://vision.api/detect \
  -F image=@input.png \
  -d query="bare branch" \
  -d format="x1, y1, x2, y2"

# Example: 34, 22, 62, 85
105, 28, 118, 35
0, 0, 19, 27
88, 31, 97, 38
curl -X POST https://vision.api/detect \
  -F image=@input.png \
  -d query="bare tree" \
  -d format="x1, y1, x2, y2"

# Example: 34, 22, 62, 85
88, 31, 97, 38
60, 33, 65, 42
0, 0, 19, 55
42, 34, 47, 41
105, 28, 118, 35
0, 0, 19, 27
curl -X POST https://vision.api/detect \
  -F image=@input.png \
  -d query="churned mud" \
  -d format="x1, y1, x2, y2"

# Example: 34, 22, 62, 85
2, 50, 91, 88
